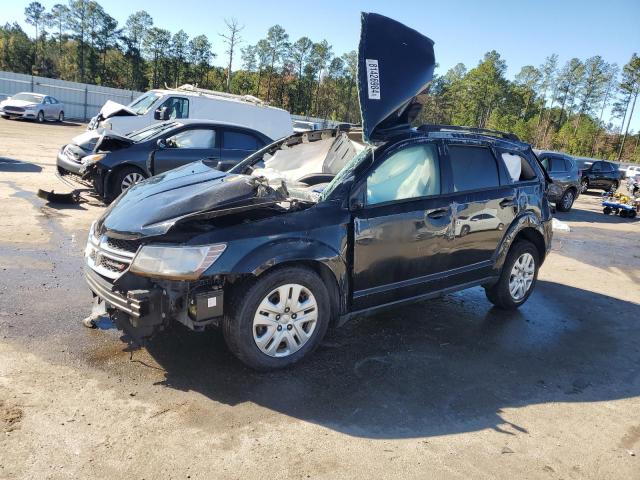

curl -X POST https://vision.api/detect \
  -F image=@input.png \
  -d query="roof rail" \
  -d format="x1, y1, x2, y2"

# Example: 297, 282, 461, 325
166, 84, 266, 105
417, 124, 521, 141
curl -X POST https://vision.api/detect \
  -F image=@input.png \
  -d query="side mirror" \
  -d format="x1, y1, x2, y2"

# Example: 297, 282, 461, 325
156, 138, 166, 149
154, 107, 170, 121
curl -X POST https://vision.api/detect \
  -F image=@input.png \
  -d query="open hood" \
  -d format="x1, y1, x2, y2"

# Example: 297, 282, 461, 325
98, 100, 137, 119
99, 161, 284, 238
358, 13, 435, 143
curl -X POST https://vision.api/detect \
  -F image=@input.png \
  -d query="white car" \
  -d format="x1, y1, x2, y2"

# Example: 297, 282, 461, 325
88, 84, 293, 141
0, 92, 65, 122
623, 164, 640, 178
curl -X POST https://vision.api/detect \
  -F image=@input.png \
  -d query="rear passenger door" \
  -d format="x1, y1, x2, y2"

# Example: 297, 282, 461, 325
441, 144, 517, 282
152, 127, 219, 174
219, 129, 265, 171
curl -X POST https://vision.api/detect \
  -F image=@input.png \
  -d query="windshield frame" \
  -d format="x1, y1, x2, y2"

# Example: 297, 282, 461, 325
127, 92, 162, 115
11, 93, 44, 104
126, 121, 181, 143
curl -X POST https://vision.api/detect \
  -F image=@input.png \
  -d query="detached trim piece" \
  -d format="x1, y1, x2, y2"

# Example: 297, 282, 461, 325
85, 267, 142, 318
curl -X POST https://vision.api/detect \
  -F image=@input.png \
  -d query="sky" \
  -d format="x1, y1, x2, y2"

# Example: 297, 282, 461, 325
2, 0, 639, 130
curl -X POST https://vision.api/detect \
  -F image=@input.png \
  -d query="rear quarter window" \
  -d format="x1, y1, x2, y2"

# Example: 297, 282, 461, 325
224, 131, 261, 150
448, 145, 499, 191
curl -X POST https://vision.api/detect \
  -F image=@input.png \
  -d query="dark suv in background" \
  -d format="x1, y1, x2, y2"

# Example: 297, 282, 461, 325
535, 150, 580, 212
83, 13, 553, 370
578, 159, 622, 193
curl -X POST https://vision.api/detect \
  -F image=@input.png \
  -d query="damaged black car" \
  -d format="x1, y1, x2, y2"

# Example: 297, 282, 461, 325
84, 13, 553, 370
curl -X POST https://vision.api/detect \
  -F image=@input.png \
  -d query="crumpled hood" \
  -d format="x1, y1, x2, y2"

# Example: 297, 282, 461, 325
98, 100, 137, 119
99, 161, 283, 238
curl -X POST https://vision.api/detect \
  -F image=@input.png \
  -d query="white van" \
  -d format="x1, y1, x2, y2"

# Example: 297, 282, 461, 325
88, 84, 293, 141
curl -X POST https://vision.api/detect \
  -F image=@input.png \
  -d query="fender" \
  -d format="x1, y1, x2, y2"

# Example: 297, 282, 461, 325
223, 237, 349, 314
492, 210, 548, 271
229, 237, 346, 280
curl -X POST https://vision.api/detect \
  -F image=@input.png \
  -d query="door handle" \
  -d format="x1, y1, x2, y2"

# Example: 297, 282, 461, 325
427, 209, 448, 219
500, 198, 515, 208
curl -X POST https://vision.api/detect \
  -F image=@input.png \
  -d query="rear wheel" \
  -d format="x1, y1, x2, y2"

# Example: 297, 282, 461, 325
223, 266, 331, 370
58, 111, 64, 122
485, 240, 539, 310
112, 166, 147, 198
556, 189, 575, 212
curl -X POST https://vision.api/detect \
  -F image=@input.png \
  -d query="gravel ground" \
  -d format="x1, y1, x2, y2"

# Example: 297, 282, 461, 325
0, 119, 639, 479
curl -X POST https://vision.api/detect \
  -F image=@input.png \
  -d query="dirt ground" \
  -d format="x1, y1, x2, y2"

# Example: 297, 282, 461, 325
0, 118, 639, 480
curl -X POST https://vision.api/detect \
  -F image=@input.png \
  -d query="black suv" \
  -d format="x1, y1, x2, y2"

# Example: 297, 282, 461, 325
579, 159, 622, 193
83, 13, 553, 370
535, 150, 580, 211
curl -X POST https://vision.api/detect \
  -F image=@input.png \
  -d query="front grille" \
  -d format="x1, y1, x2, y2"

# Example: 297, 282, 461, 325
86, 235, 139, 280
4, 106, 24, 113
106, 237, 141, 254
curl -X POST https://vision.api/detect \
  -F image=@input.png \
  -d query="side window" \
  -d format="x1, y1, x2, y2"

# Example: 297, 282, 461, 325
43, 97, 50, 104
449, 145, 499, 191
223, 131, 261, 151
366, 143, 440, 205
166, 129, 215, 149
549, 157, 567, 173
160, 97, 189, 119
592, 162, 603, 172
502, 152, 537, 182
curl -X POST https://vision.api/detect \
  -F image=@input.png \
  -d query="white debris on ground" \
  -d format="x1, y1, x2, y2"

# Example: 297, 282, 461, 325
552, 217, 571, 232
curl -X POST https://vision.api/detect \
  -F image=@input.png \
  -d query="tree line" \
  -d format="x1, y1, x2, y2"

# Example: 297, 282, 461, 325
0, 1, 638, 162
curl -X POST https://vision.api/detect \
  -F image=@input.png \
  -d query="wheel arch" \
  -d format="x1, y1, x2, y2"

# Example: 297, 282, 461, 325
493, 213, 548, 271
103, 162, 147, 199
223, 239, 348, 325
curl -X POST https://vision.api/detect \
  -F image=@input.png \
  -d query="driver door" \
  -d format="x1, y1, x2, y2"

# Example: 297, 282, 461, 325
152, 127, 220, 174
351, 141, 452, 310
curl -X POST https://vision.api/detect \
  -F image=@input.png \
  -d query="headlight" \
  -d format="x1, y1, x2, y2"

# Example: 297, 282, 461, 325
100, 121, 112, 130
82, 153, 106, 166
24, 104, 37, 111
84, 220, 99, 258
129, 244, 227, 280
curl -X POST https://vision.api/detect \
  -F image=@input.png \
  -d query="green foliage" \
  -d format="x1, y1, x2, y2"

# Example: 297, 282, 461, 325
1, 1, 638, 161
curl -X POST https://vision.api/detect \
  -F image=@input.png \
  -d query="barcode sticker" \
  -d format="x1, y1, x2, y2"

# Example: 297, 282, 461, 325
366, 59, 381, 100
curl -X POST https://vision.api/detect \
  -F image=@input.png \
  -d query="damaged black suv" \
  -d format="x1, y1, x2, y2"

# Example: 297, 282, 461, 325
84, 13, 553, 370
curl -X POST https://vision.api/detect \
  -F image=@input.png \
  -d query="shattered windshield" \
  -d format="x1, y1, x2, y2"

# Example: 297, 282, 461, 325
127, 92, 162, 115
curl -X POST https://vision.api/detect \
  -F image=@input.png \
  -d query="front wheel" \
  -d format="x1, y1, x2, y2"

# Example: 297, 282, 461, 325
485, 240, 539, 310
223, 266, 331, 370
112, 166, 147, 198
580, 179, 589, 193
37, 110, 44, 123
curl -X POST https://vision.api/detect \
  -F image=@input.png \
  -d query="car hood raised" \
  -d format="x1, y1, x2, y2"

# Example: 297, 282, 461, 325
358, 13, 435, 143
99, 161, 284, 238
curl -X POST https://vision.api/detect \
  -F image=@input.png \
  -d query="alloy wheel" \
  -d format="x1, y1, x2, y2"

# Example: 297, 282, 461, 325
252, 283, 318, 358
580, 180, 588, 193
508, 253, 535, 301
120, 172, 145, 191
37, 111, 44, 123
562, 190, 574, 210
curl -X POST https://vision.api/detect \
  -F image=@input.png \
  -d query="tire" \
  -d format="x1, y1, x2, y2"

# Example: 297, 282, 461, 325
556, 188, 575, 212
58, 111, 64, 122
580, 179, 589, 193
112, 166, 147, 198
619, 210, 628, 218
460, 225, 470, 237
629, 210, 637, 219
484, 240, 539, 310
223, 266, 331, 370
603, 206, 612, 215
36, 110, 44, 123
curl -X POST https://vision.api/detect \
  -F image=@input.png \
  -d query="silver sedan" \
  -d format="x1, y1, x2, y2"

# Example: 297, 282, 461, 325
0, 92, 65, 122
